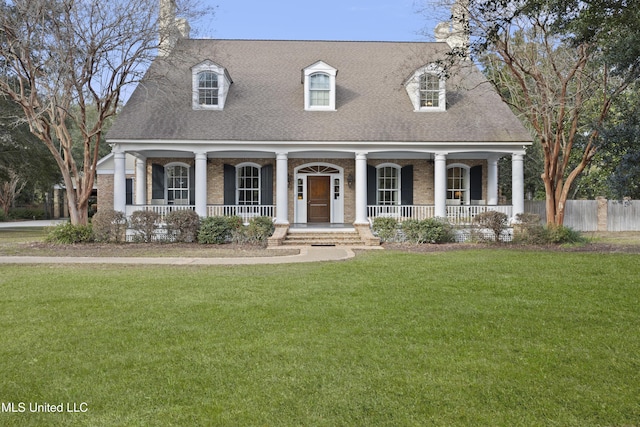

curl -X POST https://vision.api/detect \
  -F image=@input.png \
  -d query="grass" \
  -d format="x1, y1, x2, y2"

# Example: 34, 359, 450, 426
1, 250, 639, 426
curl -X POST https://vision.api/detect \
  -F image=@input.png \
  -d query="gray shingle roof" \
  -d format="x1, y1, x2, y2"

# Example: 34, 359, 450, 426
107, 39, 532, 144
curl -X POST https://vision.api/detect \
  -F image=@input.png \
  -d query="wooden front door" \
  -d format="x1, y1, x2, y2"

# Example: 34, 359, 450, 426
307, 176, 331, 223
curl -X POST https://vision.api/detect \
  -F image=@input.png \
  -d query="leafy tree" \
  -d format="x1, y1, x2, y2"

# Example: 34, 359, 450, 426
0, 0, 206, 224
431, 0, 639, 224
1, 93, 60, 205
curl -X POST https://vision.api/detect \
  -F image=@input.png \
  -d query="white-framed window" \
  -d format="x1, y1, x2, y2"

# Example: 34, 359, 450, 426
377, 164, 400, 205
309, 73, 330, 107
237, 163, 261, 205
405, 64, 446, 112
198, 71, 218, 106
420, 73, 440, 108
166, 163, 190, 204
447, 165, 469, 204
192, 60, 232, 110
303, 60, 337, 111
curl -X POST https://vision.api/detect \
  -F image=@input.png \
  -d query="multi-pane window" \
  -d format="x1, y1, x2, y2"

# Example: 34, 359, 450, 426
198, 71, 218, 106
420, 73, 440, 108
166, 165, 189, 204
309, 73, 330, 106
237, 165, 260, 205
447, 166, 467, 203
377, 166, 399, 205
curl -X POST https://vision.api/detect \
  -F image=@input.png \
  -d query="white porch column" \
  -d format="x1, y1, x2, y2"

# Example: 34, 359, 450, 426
135, 157, 147, 205
354, 152, 368, 224
487, 156, 499, 205
113, 151, 127, 213
434, 153, 447, 218
512, 153, 525, 218
195, 152, 208, 217
275, 152, 289, 225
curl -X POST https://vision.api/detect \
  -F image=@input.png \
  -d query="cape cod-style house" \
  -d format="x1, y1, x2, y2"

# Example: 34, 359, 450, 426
97, 0, 532, 244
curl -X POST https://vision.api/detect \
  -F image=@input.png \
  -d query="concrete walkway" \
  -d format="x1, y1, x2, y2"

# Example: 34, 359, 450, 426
0, 220, 383, 265
0, 219, 68, 228
0, 246, 382, 265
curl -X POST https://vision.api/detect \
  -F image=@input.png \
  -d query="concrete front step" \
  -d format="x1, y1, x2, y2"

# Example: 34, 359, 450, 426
282, 231, 364, 246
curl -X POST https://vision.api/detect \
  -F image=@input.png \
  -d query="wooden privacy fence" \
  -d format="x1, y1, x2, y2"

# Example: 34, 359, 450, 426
524, 199, 640, 231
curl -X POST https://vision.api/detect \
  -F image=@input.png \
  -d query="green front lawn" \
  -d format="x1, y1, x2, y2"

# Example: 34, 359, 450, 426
1, 250, 639, 426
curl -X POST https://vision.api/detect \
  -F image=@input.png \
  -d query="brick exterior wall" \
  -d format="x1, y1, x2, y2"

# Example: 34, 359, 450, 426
100, 156, 489, 221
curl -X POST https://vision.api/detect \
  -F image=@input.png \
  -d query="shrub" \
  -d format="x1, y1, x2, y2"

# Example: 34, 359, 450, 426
45, 223, 94, 244
0, 210, 6, 222
512, 213, 585, 245
513, 213, 547, 244
9, 207, 45, 220
546, 224, 585, 244
402, 217, 455, 244
473, 211, 509, 242
165, 210, 201, 243
129, 211, 160, 243
91, 209, 127, 243
246, 216, 275, 244
198, 216, 238, 244
372, 217, 399, 242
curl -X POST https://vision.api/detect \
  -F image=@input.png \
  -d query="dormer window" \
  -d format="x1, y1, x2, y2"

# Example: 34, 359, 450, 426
420, 73, 440, 108
405, 64, 446, 112
198, 71, 218, 106
192, 60, 232, 110
309, 73, 330, 107
303, 61, 337, 111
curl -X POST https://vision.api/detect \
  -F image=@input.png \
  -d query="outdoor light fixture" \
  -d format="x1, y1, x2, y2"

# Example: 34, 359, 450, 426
347, 174, 354, 188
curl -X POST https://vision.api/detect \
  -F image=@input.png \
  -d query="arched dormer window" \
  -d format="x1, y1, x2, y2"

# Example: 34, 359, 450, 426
192, 60, 232, 110
309, 73, 331, 107
405, 64, 446, 112
303, 61, 337, 111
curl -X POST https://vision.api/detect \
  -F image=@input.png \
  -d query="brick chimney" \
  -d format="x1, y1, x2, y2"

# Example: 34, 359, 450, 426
159, 0, 190, 57
434, 0, 469, 56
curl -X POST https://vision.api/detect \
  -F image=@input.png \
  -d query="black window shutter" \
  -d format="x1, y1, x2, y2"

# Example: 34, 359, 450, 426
189, 165, 196, 205
125, 178, 133, 205
224, 164, 236, 205
401, 165, 413, 205
470, 165, 482, 200
152, 163, 164, 200
260, 164, 273, 205
367, 164, 376, 205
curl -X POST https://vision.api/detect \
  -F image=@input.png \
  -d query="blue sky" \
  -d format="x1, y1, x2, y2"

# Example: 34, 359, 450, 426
193, 0, 441, 42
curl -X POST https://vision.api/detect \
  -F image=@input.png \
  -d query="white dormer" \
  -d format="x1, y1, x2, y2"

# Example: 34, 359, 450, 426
302, 61, 337, 111
191, 60, 232, 110
405, 64, 446, 112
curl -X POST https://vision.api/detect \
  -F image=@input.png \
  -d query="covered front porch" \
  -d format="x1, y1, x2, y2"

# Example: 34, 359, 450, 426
103, 144, 526, 228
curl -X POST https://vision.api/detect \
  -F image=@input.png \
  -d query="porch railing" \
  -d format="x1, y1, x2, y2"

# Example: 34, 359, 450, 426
367, 205, 436, 221
367, 204, 513, 224
126, 204, 195, 220
207, 205, 275, 223
125, 204, 275, 223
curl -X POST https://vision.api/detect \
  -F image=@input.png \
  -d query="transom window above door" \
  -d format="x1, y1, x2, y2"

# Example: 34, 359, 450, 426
297, 165, 340, 174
